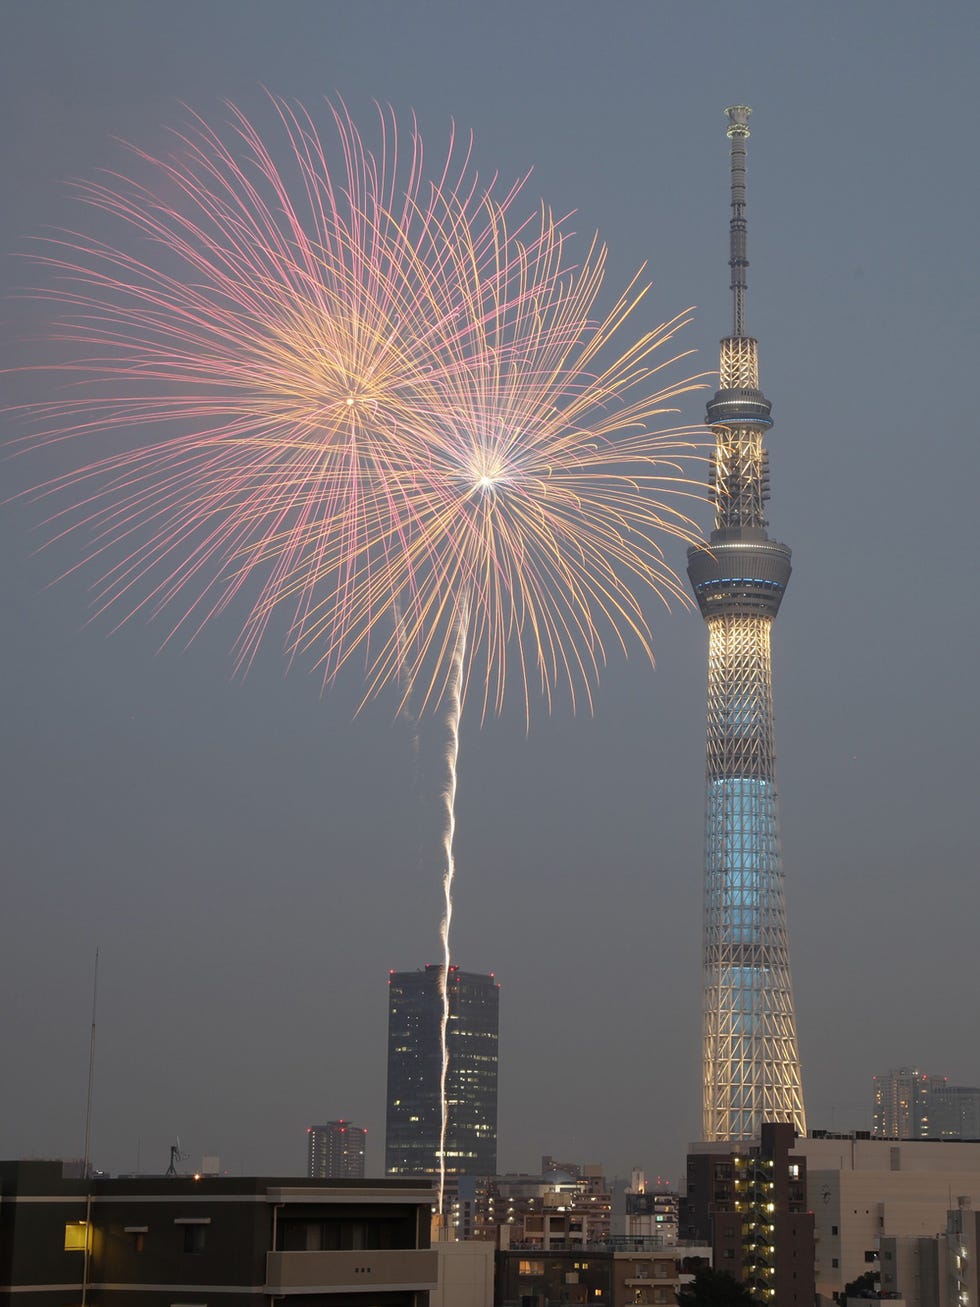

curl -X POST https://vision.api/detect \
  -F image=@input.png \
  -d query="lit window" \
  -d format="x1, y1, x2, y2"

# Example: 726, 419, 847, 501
64, 1222, 91, 1252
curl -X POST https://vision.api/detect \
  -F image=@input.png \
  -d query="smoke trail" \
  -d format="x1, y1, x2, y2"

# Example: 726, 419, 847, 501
437, 590, 470, 1222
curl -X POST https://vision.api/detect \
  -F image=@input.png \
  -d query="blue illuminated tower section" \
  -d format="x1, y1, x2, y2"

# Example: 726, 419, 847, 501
687, 107, 806, 1141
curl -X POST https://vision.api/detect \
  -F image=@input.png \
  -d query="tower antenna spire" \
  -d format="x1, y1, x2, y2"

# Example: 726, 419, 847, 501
726, 104, 752, 338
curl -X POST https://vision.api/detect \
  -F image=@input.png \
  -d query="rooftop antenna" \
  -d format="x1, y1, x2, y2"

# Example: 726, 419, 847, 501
166, 1137, 186, 1177
82, 947, 99, 1179
80, 946, 99, 1307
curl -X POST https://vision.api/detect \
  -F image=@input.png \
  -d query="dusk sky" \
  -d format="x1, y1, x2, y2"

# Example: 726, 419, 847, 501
2, 2, 978, 1185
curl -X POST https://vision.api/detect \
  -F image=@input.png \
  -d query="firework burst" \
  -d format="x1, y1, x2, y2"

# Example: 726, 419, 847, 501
10, 98, 706, 1217
13, 96, 548, 668
284, 219, 706, 723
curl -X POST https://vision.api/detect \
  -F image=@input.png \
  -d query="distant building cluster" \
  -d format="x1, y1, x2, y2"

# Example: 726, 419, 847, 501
872, 1067, 980, 1140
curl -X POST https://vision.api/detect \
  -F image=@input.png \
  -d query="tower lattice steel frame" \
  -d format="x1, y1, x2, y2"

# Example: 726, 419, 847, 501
687, 106, 806, 1142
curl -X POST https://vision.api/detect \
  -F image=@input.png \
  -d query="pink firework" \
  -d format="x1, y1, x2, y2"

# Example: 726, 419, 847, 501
13, 97, 559, 673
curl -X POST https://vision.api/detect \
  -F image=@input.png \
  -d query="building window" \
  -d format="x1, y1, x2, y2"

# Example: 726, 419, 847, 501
64, 1222, 91, 1252
183, 1226, 206, 1254
519, 1259, 544, 1275
124, 1225, 148, 1253
832, 1258, 839, 1269
831, 1225, 838, 1235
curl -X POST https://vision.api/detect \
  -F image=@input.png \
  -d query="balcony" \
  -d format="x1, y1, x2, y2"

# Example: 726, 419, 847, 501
266, 1248, 438, 1294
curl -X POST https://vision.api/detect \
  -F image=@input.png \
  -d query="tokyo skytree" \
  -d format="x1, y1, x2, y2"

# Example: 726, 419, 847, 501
687, 106, 806, 1142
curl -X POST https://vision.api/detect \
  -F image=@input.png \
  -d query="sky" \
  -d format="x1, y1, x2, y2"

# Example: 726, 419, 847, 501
2, 1, 978, 1185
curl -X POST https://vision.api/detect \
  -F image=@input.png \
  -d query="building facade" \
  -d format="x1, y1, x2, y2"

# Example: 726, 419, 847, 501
307, 1121, 367, 1179
494, 1245, 710, 1307
879, 1195, 980, 1307
795, 1134, 980, 1302
0, 1159, 436, 1307
687, 104, 806, 1143
385, 965, 498, 1180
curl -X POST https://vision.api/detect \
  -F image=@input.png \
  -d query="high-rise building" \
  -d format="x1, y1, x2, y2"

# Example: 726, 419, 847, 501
687, 106, 806, 1142
872, 1067, 934, 1139
307, 1120, 367, 1179
385, 965, 498, 1179
931, 1084, 980, 1140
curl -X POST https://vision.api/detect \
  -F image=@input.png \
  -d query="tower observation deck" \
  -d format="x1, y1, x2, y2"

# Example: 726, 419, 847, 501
687, 106, 806, 1142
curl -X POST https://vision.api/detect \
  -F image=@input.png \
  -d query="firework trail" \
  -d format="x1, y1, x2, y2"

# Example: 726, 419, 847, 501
10, 98, 707, 1222
437, 588, 470, 1212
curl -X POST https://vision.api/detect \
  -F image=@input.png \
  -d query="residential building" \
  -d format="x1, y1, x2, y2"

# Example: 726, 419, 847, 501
624, 1171, 679, 1244
873, 1068, 938, 1139
385, 965, 499, 1180
307, 1120, 367, 1179
0, 1158, 436, 1307
452, 1166, 611, 1246
494, 1244, 711, 1307
683, 1121, 814, 1305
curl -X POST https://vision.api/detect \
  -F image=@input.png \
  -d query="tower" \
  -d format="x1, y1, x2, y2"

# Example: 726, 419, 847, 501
687, 106, 806, 1141
384, 964, 498, 1178
307, 1120, 367, 1178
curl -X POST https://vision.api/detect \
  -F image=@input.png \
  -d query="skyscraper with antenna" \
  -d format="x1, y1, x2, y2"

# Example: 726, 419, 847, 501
687, 106, 806, 1142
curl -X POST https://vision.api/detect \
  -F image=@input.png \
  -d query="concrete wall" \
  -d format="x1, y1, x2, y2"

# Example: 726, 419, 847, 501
808, 1168, 980, 1300
430, 1238, 494, 1307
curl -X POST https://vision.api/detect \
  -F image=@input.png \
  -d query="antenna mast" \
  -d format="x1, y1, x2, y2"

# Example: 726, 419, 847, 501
726, 104, 751, 338
82, 947, 99, 1179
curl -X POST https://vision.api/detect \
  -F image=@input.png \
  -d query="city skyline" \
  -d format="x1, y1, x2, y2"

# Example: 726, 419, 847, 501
2, 2, 978, 1182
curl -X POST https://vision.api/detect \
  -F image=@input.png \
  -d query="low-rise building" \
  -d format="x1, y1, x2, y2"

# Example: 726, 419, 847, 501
796, 1135, 980, 1302
494, 1243, 710, 1307
0, 1159, 437, 1307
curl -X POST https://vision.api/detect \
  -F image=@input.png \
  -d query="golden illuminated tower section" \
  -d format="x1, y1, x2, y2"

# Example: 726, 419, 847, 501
687, 107, 806, 1142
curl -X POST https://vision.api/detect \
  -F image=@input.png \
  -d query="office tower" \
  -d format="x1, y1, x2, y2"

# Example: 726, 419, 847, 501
307, 1120, 367, 1179
687, 106, 806, 1141
385, 964, 498, 1179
